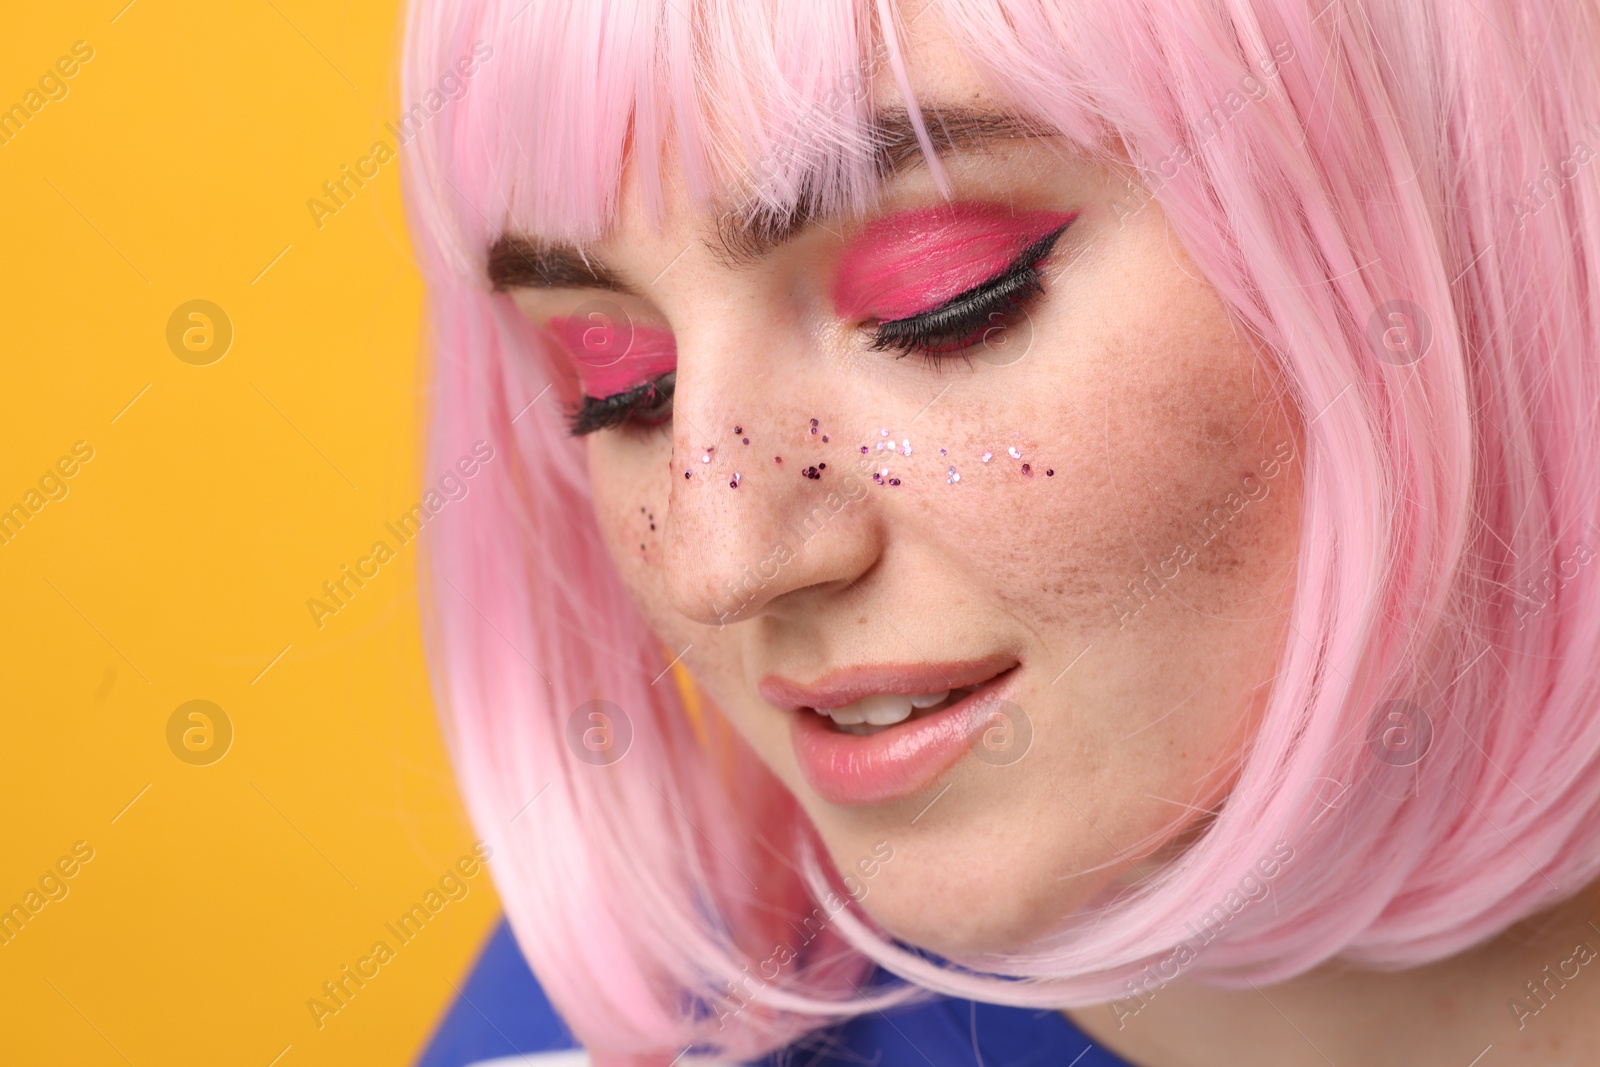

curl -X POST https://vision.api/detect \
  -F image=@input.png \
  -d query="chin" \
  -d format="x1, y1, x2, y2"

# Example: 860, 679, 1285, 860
854, 851, 1086, 959
807, 782, 1114, 961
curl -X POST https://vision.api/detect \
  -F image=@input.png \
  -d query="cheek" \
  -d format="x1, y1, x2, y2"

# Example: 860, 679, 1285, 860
912, 331, 1299, 646
832, 265, 1301, 957
584, 431, 787, 779
587, 434, 675, 606
586, 432, 758, 692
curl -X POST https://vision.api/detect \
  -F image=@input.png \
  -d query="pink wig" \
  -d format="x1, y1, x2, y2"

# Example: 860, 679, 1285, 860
400, 0, 1600, 1059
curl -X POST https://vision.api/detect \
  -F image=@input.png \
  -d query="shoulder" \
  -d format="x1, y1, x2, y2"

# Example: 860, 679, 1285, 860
419, 916, 1130, 1067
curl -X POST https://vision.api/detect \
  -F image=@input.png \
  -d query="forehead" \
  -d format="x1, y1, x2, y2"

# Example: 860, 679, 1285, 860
487, 105, 1054, 290
414, 0, 1113, 279
528, 6, 979, 228
677, 7, 1023, 216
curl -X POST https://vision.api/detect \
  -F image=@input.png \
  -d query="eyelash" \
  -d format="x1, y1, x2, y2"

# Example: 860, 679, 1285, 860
565, 220, 1071, 435
568, 371, 674, 437
868, 222, 1071, 362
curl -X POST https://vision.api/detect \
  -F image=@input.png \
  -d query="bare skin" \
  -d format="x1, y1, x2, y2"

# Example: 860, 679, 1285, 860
1069, 880, 1600, 1066
504, 8, 1600, 1065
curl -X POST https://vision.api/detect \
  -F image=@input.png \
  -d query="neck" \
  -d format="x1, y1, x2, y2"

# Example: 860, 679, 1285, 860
1067, 876, 1600, 1067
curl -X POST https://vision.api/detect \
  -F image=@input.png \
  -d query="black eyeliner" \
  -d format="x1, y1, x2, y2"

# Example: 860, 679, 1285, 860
869, 221, 1071, 357
567, 371, 675, 436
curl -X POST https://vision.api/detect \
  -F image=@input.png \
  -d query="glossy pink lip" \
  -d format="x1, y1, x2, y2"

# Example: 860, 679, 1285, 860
761, 656, 1020, 806
760, 654, 1017, 710
831, 202, 1077, 322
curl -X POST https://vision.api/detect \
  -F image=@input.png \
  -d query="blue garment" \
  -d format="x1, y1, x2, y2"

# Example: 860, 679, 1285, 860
417, 916, 1134, 1067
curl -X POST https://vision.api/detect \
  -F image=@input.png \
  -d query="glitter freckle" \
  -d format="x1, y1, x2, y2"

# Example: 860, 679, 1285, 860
734, 425, 742, 434
685, 470, 692, 479
821, 435, 828, 442
1008, 446, 1021, 459
982, 452, 993, 462
947, 466, 961, 484
1046, 469, 1055, 476
888, 477, 901, 486
1021, 463, 1032, 476
742, 437, 750, 445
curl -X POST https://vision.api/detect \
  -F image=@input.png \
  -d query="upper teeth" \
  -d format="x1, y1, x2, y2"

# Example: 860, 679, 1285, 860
816, 691, 950, 726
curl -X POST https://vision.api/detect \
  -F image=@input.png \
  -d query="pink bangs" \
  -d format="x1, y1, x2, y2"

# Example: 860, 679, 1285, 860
400, 0, 1600, 1062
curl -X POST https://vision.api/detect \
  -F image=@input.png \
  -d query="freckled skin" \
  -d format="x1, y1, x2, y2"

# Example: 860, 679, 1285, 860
527, 112, 1301, 959
504, 12, 1600, 1067
506, 11, 1308, 955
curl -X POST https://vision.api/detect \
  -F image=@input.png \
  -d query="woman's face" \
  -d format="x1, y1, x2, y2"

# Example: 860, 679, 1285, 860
506, 24, 1302, 956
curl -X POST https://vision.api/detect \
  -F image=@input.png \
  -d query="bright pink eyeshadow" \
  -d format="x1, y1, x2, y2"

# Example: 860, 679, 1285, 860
831, 203, 1077, 322
548, 318, 677, 397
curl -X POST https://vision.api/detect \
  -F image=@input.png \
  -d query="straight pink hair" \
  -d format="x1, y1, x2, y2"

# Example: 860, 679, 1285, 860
400, 0, 1600, 1060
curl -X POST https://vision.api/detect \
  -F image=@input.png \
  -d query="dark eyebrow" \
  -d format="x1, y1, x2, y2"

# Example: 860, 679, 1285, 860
487, 105, 1052, 290
486, 239, 638, 293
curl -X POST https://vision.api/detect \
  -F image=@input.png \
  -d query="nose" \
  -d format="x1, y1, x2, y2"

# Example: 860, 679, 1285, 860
660, 322, 885, 628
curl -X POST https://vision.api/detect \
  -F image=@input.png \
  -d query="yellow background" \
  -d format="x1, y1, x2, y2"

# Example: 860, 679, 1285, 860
0, 2, 498, 1063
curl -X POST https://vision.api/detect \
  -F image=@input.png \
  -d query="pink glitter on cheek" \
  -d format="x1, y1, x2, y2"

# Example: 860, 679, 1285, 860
547, 318, 677, 396
831, 202, 1077, 322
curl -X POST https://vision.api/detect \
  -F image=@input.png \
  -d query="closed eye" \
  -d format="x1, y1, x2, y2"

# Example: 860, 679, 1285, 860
567, 371, 675, 436
868, 221, 1072, 360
